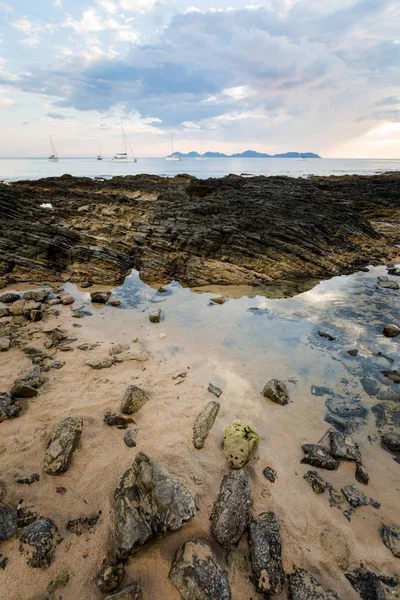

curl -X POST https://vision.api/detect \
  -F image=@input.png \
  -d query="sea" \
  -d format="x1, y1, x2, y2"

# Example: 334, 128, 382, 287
0, 156, 399, 182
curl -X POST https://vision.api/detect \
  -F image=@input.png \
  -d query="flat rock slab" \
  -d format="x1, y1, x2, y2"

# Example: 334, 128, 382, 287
288, 568, 343, 599
222, 421, 259, 469
114, 452, 197, 557
381, 524, 400, 558
329, 431, 361, 463
19, 517, 61, 568
44, 416, 83, 475
120, 385, 149, 414
211, 469, 251, 549
0, 503, 18, 540
169, 540, 231, 600
248, 512, 284, 597
0, 392, 21, 422
301, 444, 339, 470
105, 583, 142, 600
262, 379, 289, 405
193, 400, 220, 449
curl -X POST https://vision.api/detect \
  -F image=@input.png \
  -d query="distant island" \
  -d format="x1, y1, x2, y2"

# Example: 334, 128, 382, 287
172, 150, 321, 158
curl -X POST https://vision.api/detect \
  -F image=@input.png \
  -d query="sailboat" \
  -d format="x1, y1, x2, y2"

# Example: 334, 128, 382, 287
196, 139, 208, 161
165, 134, 181, 161
295, 151, 306, 161
48, 136, 58, 162
97, 142, 103, 161
111, 123, 137, 163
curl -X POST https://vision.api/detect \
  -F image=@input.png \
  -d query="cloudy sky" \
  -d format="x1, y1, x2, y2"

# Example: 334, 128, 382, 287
0, 0, 399, 157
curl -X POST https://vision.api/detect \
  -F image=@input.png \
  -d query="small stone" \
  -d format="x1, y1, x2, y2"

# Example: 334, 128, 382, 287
208, 382, 223, 397
66, 511, 100, 535
169, 540, 231, 600
0, 337, 10, 351
0, 293, 20, 303
104, 412, 135, 429
44, 416, 83, 475
211, 470, 251, 549
381, 369, 400, 383
159, 333, 166, 339
262, 379, 289, 405
193, 401, 220, 449
80, 281, 93, 288
108, 299, 121, 307
381, 432, 400, 453
248, 512, 284, 597
47, 568, 70, 593
0, 503, 18, 540
104, 582, 142, 600
342, 485, 380, 508
10, 381, 38, 398
109, 343, 130, 356
318, 331, 336, 341
381, 524, 400, 558
355, 463, 369, 485
301, 444, 339, 470
47, 298, 61, 306
263, 467, 276, 482
16, 473, 40, 485
19, 517, 61, 568
30, 310, 42, 322
149, 308, 161, 323
96, 559, 125, 594
0, 392, 21, 421
289, 568, 342, 599
222, 421, 259, 469
303, 470, 328, 494
383, 324, 400, 338
0, 308, 10, 318
347, 349, 358, 356
123, 430, 137, 447
120, 385, 149, 414
60, 295, 75, 305
86, 356, 115, 369
90, 291, 111, 303
211, 296, 226, 305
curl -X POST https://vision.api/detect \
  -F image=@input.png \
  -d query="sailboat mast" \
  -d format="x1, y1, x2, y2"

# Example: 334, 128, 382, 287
50, 135, 57, 157
171, 134, 174, 156
121, 123, 127, 154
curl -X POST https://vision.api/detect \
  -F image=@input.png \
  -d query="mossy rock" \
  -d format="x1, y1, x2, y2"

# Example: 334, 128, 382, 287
222, 420, 259, 469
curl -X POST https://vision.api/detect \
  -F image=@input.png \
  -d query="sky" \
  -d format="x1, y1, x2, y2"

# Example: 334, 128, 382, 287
0, 0, 399, 158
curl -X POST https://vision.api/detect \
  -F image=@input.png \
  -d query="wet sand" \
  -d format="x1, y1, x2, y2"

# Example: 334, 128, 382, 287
0, 267, 399, 599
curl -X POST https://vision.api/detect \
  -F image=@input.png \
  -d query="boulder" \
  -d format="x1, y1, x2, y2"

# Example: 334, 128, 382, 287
262, 379, 289, 405
24, 290, 49, 302
381, 524, 400, 558
303, 470, 328, 494
248, 512, 284, 597
0, 337, 10, 351
0, 503, 18, 540
104, 583, 142, 600
0, 293, 20, 303
8, 300, 26, 316
382, 324, 400, 338
301, 444, 339, 470
381, 432, 400, 453
193, 400, 220, 449
44, 416, 83, 475
288, 568, 342, 599
114, 452, 197, 557
149, 308, 161, 323
120, 385, 149, 414
222, 421, 259, 469
0, 392, 21, 422
19, 517, 61, 568
96, 558, 125, 594
169, 540, 231, 600
60, 295, 75, 305
91, 291, 111, 303
211, 470, 251, 549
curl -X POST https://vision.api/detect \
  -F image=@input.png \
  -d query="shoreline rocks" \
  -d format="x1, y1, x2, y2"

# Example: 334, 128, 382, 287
19, 517, 61, 568
262, 379, 289, 405
120, 385, 149, 415
222, 421, 259, 469
211, 470, 251, 549
44, 416, 83, 475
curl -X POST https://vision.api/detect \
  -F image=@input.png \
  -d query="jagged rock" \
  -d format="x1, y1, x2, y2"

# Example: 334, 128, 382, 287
60, 295, 75, 305
43, 328, 68, 347
124, 430, 137, 447
96, 558, 125, 593
0, 293, 20, 303
381, 432, 400, 453
0, 392, 21, 421
120, 385, 149, 414
114, 452, 197, 557
104, 412, 135, 429
382, 324, 400, 338
341, 485, 380, 508
66, 512, 101, 535
24, 289, 48, 302
0, 503, 18, 540
248, 512, 284, 597
123, 343, 150, 362
109, 343, 130, 356
208, 383, 223, 397
149, 308, 161, 323
262, 379, 289, 405
104, 582, 142, 600
381, 524, 400, 558
91, 291, 111, 303
211, 470, 251, 549
325, 396, 368, 432
0, 337, 10, 351
263, 467, 276, 482
301, 444, 339, 470
19, 517, 61, 568
303, 470, 328, 493
288, 568, 342, 599
345, 567, 400, 599
222, 421, 259, 469
169, 540, 231, 600
30, 309, 42, 322
193, 400, 220, 449
86, 356, 115, 369
44, 416, 83, 475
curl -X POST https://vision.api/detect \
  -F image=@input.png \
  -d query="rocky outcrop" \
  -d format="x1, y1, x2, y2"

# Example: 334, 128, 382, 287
248, 512, 285, 598
114, 452, 197, 557
1, 172, 399, 286
193, 400, 220, 449
211, 470, 251, 549
44, 416, 83, 475
169, 540, 231, 600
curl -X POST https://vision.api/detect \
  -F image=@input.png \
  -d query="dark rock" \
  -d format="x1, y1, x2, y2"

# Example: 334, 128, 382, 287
0, 503, 18, 540
345, 567, 400, 600
329, 430, 361, 462
120, 385, 149, 414
157, 286, 168, 293
66, 511, 101, 535
123, 430, 137, 447
248, 512, 284, 597
0, 293, 20, 303
17, 507, 40, 528
301, 444, 339, 470
372, 402, 400, 429
193, 400, 220, 449
24, 289, 48, 302
90, 291, 111, 303
169, 540, 231, 600
381, 369, 400, 383
211, 470, 251, 549
288, 568, 343, 599
104, 412, 135, 429
114, 452, 197, 557
208, 383, 223, 397
381, 525, 400, 558
360, 376, 380, 396
347, 349, 358, 356
318, 331, 336, 341
96, 558, 125, 594
325, 396, 367, 432
381, 432, 400, 453
303, 470, 328, 494
262, 379, 289, 405
104, 583, 142, 600
16, 473, 40, 485
44, 416, 83, 474
10, 381, 38, 398
263, 467, 276, 483
30, 310, 42, 322
0, 392, 21, 421
81, 281, 93, 288
149, 308, 161, 323
382, 324, 400, 338
19, 517, 61, 568
0, 556, 8, 569
355, 463, 369, 485
341, 485, 380, 508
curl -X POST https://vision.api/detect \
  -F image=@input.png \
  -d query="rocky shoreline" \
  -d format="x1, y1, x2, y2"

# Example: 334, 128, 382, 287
1, 172, 400, 287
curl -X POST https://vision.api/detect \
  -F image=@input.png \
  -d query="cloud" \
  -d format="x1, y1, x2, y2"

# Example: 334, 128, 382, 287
46, 112, 69, 120
0, 96, 14, 108
11, 16, 57, 46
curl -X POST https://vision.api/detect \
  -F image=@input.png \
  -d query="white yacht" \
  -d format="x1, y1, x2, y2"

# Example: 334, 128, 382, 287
111, 124, 137, 163
165, 134, 181, 161
196, 139, 208, 160
48, 136, 58, 162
